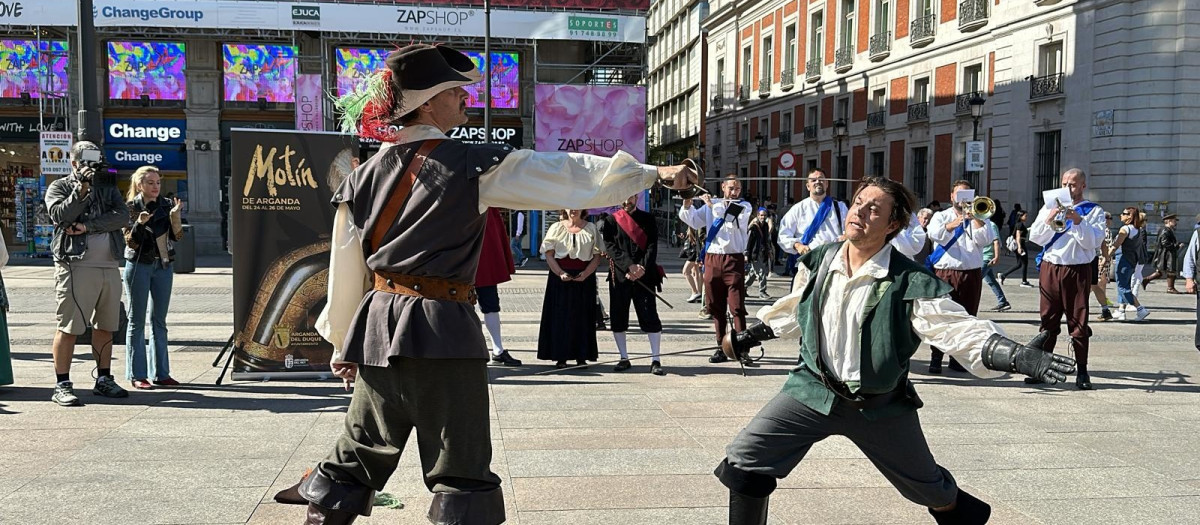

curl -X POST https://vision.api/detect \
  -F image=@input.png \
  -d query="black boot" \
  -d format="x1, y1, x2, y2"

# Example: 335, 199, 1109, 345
729, 491, 769, 525
709, 349, 729, 363
1076, 364, 1093, 390
428, 488, 506, 525
304, 504, 360, 525
929, 490, 991, 525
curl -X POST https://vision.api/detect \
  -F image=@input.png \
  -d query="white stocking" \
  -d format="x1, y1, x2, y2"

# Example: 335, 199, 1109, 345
648, 332, 661, 361
484, 312, 504, 355
613, 331, 628, 359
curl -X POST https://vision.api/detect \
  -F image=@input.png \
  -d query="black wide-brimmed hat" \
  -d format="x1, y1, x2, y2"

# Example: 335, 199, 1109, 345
386, 44, 481, 118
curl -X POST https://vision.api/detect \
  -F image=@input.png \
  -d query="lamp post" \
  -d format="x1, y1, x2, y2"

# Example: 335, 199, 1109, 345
968, 94, 986, 187
833, 118, 848, 199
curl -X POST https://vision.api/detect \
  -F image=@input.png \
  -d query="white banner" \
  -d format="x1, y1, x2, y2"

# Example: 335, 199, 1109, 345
40, 131, 72, 176
11, 0, 644, 43
965, 140, 985, 171
0, 0, 74, 26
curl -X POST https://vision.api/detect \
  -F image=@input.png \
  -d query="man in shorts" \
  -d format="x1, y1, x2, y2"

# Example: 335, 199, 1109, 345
44, 141, 131, 406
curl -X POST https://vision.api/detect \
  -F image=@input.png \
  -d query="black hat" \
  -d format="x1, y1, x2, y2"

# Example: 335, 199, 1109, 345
386, 44, 482, 118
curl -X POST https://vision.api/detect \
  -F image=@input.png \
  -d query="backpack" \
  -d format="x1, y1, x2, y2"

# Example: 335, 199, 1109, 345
1005, 234, 1019, 253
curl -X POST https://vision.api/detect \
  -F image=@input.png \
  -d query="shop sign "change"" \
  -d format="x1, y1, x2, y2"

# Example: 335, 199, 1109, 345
104, 118, 187, 144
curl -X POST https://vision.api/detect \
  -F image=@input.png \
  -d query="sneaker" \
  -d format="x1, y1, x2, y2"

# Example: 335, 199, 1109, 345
52, 382, 82, 406
1020, 282, 1035, 288
757, 292, 772, 299
93, 376, 129, 398
1113, 309, 1127, 321
613, 359, 632, 372
519, 258, 528, 268
1097, 309, 1113, 322
650, 361, 665, 376
686, 292, 702, 303
1134, 306, 1150, 322
993, 302, 1012, 312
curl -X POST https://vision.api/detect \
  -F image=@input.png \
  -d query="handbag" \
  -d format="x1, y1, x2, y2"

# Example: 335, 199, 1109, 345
1005, 235, 1019, 253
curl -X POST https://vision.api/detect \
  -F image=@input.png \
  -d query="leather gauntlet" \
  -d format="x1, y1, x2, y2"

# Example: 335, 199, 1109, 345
982, 332, 1076, 384
721, 322, 777, 360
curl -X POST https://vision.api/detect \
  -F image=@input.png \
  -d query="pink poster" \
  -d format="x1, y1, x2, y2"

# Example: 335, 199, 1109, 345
295, 74, 324, 131
534, 84, 646, 162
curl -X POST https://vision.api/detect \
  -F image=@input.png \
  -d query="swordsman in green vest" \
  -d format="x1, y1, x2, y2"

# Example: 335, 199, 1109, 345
713, 177, 1075, 525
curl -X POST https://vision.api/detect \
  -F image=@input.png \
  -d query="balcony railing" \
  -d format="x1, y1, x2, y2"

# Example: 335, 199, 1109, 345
1029, 73, 1065, 100
759, 76, 771, 98
779, 130, 792, 144
738, 85, 750, 102
907, 101, 930, 122
910, 14, 936, 47
711, 95, 725, 113
867, 110, 887, 129
956, 91, 983, 114
781, 67, 795, 91
959, 0, 989, 31
803, 125, 818, 140
737, 139, 748, 152
869, 32, 891, 61
835, 45, 854, 72
805, 58, 822, 82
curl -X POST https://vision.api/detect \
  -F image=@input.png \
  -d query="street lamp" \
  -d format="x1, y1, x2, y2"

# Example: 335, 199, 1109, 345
833, 118, 848, 198
968, 95, 986, 187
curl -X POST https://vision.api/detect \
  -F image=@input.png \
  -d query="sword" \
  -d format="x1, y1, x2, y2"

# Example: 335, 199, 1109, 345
532, 344, 725, 375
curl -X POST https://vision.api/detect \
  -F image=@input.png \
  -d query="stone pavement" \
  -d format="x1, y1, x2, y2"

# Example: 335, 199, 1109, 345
1, 251, 1199, 524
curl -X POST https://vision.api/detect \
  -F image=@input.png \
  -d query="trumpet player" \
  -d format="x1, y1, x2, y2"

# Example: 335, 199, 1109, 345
925, 180, 995, 374
1028, 168, 1106, 390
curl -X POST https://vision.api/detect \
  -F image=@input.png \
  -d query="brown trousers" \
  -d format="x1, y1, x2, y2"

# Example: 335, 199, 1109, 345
931, 268, 983, 364
1039, 261, 1092, 367
703, 252, 748, 344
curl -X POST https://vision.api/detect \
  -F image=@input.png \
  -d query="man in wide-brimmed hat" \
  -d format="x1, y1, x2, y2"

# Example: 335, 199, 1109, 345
274, 44, 696, 524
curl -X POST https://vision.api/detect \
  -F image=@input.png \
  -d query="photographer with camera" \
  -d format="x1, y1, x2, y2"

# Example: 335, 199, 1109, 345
44, 141, 131, 406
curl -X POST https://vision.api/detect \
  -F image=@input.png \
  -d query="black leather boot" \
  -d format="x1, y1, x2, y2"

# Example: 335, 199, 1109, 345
929, 490, 991, 525
729, 491, 768, 525
427, 487, 506, 525
304, 504, 360, 525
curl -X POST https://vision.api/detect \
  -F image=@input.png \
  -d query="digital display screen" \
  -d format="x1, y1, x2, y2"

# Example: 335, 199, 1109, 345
107, 41, 186, 101
0, 40, 69, 99
222, 44, 297, 103
334, 47, 389, 98
464, 51, 519, 109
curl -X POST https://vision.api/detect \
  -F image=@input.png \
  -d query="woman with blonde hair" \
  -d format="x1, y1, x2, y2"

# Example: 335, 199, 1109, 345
122, 166, 184, 389
537, 209, 605, 369
1110, 206, 1150, 321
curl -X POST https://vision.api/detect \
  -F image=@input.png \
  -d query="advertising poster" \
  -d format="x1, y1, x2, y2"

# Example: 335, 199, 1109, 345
534, 84, 646, 214
39, 131, 72, 176
295, 73, 324, 131
229, 129, 358, 378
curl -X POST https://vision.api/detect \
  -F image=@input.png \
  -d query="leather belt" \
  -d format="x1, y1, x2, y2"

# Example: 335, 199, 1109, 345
373, 271, 477, 305
800, 364, 905, 410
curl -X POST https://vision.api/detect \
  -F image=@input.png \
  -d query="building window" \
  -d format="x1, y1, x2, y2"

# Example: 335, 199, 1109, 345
1038, 41, 1064, 77
837, 97, 850, 121
913, 76, 930, 102
964, 64, 984, 94
782, 111, 792, 133
1035, 131, 1061, 195
810, 10, 824, 65
911, 146, 929, 203
761, 35, 774, 94
741, 46, 753, 99
785, 24, 797, 73
870, 151, 885, 177
874, 0, 891, 35
841, 0, 856, 50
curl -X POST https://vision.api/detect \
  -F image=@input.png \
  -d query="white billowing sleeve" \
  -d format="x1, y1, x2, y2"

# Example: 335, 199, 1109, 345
777, 203, 809, 254
910, 297, 1006, 379
678, 202, 712, 230
478, 149, 658, 212
970, 218, 996, 247
514, 212, 524, 237
890, 213, 926, 258
316, 203, 372, 364
1068, 205, 1106, 252
755, 264, 811, 338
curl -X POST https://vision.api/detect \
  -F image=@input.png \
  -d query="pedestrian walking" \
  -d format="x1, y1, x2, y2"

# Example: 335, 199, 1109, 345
679, 227, 703, 303
981, 220, 1011, 311
745, 207, 775, 299
122, 166, 185, 389
1092, 212, 1116, 321
1111, 206, 1151, 322
509, 210, 528, 267
1000, 210, 1032, 287
1142, 214, 1182, 293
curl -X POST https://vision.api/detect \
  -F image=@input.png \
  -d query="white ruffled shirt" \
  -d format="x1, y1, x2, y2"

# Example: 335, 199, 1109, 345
540, 221, 605, 260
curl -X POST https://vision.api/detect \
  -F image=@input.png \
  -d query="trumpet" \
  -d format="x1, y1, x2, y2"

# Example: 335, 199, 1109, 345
1051, 198, 1071, 233
968, 196, 995, 221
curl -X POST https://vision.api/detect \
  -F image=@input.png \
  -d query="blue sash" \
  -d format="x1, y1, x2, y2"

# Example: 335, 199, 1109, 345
700, 200, 743, 260
800, 196, 835, 246
1035, 201, 1099, 270
925, 224, 965, 270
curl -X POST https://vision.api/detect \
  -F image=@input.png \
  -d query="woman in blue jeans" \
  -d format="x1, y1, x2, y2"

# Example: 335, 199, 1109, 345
1111, 206, 1150, 322
122, 166, 184, 389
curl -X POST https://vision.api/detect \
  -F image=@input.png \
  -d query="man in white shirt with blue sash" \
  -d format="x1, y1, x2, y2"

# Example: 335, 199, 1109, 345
925, 180, 995, 374
1029, 169, 1107, 389
778, 169, 847, 281
680, 176, 752, 364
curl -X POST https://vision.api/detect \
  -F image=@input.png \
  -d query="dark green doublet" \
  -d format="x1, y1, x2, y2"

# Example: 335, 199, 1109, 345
781, 242, 953, 420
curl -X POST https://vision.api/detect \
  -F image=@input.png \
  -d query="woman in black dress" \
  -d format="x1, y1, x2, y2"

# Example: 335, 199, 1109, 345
538, 209, 606, 368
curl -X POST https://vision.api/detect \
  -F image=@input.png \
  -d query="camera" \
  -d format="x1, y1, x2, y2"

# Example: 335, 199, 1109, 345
75, 148, 116, 186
